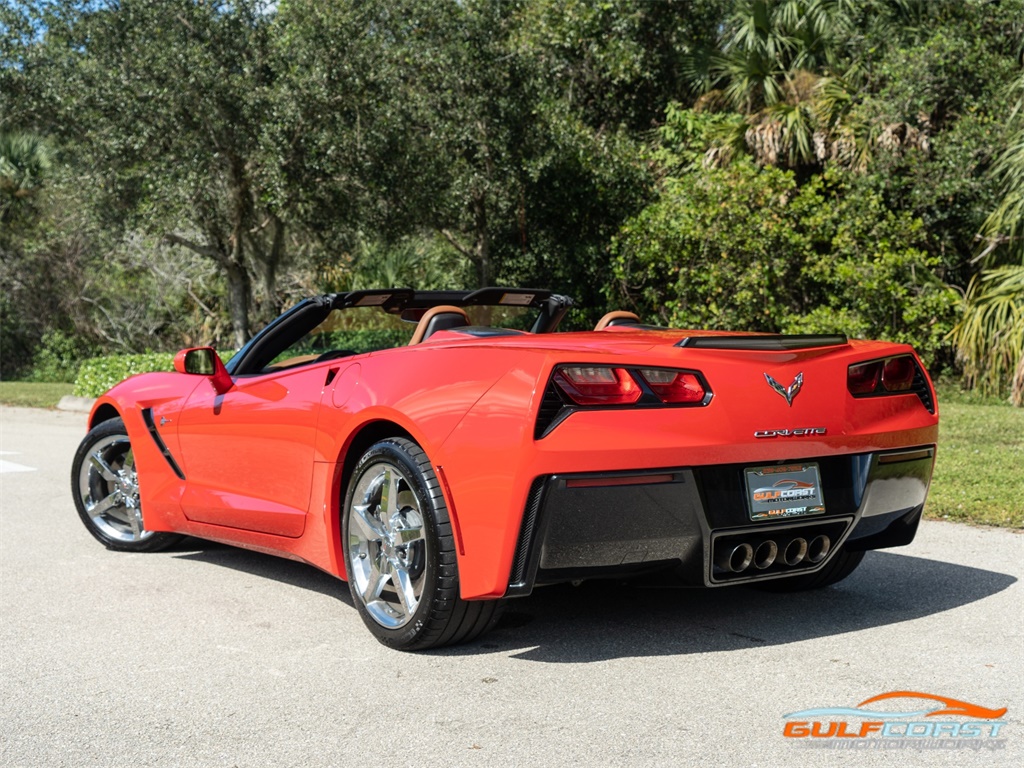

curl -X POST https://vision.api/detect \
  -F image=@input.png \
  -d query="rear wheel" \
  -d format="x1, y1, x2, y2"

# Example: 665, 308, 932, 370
71, 417, 182, 552
754, 546, 865, 592
342, 438, 502, 650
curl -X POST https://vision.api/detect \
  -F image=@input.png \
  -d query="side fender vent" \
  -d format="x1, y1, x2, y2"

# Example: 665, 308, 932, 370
534, 381, 570, 439
141, 408, 186, 480
911, 365, 935, 414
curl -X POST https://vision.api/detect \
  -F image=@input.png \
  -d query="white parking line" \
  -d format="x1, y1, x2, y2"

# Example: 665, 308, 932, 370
0, 452, 37, 473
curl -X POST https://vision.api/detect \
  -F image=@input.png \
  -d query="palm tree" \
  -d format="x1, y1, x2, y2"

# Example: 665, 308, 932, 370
952, 73, 1024, 406
0, 131, 52, 229
700, 1, 929, 171
701, 1, 850, 168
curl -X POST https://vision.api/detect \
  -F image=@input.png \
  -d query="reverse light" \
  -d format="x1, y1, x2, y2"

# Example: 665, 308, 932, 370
881, 356, 915, 392
553, 366, 642, 405
637, 368, 706, 404
847, 361, 882, 395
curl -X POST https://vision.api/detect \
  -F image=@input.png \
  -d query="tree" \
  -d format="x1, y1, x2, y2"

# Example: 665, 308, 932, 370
276, 0, 654, 307
0, 131, 51, 231
611, 160, 958, 364
8, 0, 296, 347
953, 73, 1024, 406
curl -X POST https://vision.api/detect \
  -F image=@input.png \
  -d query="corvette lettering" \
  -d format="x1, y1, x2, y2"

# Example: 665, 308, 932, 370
754, 427, 827, 438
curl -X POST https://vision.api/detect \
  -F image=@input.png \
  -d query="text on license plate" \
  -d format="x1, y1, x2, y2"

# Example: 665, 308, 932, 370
744, 463, 826, 521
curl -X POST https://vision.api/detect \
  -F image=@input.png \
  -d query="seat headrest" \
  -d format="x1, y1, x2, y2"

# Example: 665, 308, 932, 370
594, 310, 641, 330
408, 305, 471, 345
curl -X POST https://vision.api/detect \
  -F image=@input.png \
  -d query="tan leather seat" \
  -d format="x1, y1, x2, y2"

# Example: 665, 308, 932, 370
594, 311, 640, 330
408, 305, 471, 345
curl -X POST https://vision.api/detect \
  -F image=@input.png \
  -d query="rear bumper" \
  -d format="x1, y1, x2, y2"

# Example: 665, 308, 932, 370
505, 445, 934, 596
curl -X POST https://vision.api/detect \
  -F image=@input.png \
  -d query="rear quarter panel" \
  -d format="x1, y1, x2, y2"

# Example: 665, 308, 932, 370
427, 338, 938, 598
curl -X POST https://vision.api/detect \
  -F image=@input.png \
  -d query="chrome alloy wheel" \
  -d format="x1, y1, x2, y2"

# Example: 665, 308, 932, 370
347, 462, 427, 629
76, 433, 151, 544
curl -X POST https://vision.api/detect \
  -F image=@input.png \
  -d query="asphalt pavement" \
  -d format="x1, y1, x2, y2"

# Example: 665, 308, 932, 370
1, 405, 1021, 767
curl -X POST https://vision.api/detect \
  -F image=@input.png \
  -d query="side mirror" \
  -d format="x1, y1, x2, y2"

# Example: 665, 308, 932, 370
173, 347, 233, 394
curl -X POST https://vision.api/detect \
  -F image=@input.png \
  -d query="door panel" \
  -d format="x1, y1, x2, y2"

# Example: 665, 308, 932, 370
176, 366, 326, 537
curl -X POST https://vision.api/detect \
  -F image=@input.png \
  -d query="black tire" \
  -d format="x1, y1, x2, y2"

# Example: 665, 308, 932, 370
754, 547, 865, 592
71, 417, 182, 552
342, 438, 503, 650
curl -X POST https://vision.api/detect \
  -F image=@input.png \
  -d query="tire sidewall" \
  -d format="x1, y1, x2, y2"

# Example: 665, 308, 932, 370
342, 439, 450, 649
70, 417, 177, 552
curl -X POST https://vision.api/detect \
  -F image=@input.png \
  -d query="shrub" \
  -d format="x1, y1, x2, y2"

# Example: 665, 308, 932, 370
73, 353, 176, 397
28, 330, 97, 383
610, 162, 959, 366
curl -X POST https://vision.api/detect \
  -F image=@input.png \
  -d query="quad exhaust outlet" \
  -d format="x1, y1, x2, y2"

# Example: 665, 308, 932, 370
715, 534, 831, 574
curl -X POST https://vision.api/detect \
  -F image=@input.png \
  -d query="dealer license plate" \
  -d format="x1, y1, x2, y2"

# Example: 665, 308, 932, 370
744, 463, 826, 521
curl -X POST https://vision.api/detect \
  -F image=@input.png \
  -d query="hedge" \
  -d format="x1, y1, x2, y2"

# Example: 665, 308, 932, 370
73, 353, 177, 397
72, 330, 412, 397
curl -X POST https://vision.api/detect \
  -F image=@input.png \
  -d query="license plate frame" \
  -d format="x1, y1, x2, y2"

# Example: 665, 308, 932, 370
744, 463, 826, 522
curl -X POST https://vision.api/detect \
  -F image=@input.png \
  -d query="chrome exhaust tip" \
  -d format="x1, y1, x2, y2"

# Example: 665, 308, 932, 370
717, 543, 754, 573
782, 537, 808, 566
807, 535, 831, 564
753, 540, 778, 570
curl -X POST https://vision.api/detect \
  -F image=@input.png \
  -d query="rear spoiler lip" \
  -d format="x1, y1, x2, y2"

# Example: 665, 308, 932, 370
676, 334, 849, 351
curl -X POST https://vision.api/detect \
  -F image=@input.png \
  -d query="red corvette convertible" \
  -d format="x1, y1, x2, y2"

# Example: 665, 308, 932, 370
72, 288, 938, 649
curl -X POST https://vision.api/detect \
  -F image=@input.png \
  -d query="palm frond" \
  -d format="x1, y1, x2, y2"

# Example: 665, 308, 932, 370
951, 266, 1024, 405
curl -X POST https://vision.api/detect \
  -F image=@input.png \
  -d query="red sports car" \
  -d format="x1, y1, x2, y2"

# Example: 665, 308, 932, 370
71, 288, 938, 650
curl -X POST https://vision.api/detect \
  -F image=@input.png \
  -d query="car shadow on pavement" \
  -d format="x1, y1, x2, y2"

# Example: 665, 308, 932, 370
161, 541, 1015, 662
446, 550, 1018, 662
168, 538, 354, 607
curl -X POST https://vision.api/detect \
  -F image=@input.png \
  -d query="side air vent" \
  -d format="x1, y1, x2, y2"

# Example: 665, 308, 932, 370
507, 477, 548, 594
534, 381, 570, 439
141, 408, 186, 480
911, 365, 935, 414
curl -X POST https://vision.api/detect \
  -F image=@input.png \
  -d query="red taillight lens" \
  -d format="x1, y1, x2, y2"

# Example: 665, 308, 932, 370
553, 366, 642, 405
882, 355, 915, 392
847, 361, 882, 395
638, 368, 706, 404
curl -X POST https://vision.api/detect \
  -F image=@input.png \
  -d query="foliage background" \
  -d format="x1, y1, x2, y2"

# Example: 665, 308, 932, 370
1, 0, 1022, 403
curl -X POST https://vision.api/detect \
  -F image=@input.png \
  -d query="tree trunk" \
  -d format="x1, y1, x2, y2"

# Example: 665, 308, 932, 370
162, 231, 250, 348
262, 215, 286, 319
224, 258, 251, 350
473, 191, 490, 288
226, 152, 254, 345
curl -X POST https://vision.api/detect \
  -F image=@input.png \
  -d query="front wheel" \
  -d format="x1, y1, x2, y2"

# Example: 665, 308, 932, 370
71, 417, 182, 552
342, 438, 502, 650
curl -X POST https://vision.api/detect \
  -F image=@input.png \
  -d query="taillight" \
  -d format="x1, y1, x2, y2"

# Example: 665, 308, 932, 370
551, 364, 709, 407
881, 356, 915, 391
848, 355, 918, 395
553, 366, 642, 405
847, 361, 882, 394
637, 368, 706, 404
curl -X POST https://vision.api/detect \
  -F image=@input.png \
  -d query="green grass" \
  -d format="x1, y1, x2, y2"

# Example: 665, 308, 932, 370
926, 383, 1024, 528
0, 381, 75, 409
